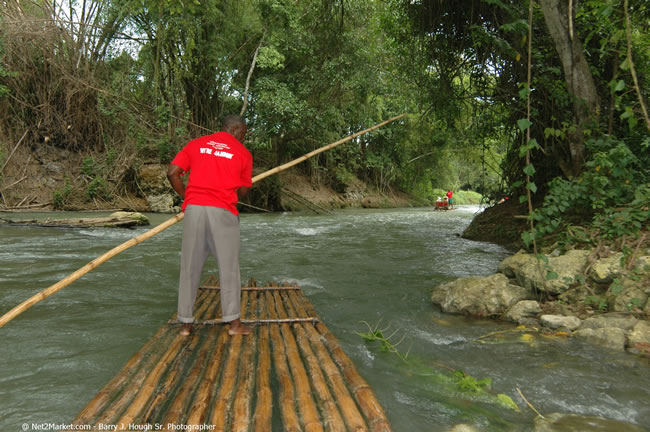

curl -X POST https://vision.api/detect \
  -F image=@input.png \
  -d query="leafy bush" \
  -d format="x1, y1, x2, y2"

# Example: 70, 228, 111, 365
527, 136, 649, 247
52, 180, 73, 209
86, 177, 111, 201
81, 157, 96, 177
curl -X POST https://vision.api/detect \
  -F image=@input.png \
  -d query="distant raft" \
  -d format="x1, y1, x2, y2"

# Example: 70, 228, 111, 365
68, 277, 392, 432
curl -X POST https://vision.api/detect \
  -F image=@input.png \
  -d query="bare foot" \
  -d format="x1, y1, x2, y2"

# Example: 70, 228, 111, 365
228, 319, 252, 336
180, 323, 192, 336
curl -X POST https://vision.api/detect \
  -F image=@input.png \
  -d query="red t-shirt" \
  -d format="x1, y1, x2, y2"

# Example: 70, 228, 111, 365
171, 131, 253, 215
446, 191, 453, 199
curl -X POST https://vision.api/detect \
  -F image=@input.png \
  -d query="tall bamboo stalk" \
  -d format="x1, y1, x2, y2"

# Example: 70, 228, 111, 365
0, 113, 405, 329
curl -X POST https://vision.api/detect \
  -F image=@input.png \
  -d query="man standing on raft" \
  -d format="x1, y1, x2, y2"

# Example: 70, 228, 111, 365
167, 114, 253, 337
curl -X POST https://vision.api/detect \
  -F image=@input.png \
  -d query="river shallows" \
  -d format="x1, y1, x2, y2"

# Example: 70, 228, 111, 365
1, 207, 649, 431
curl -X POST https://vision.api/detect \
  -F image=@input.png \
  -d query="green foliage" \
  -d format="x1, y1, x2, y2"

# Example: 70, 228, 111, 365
585, 296, 609, 313
358, 320, 520, 412
452, 370, 492, 393
526, 136, 649, 247
357, 320, 410, 362
52, 181, 73, 210
86, 177, 111, 201
82, 158, 96, 177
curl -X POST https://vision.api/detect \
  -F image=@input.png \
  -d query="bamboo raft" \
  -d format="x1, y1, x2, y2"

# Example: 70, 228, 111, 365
69, 277, 392, 432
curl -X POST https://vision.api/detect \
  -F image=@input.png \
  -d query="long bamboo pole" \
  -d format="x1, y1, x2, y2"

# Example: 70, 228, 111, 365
0, 113, 405, 329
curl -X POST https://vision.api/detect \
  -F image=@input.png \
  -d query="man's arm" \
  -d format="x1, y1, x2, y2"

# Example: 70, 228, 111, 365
167, 164, 186, 199
237, 186, 250, 199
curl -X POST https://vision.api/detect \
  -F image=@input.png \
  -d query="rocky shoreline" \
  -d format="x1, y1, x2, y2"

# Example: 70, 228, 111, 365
432, 249, 650, 356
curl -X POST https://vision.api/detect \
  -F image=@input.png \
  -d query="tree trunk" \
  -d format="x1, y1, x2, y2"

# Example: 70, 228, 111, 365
538, 0, 600, 178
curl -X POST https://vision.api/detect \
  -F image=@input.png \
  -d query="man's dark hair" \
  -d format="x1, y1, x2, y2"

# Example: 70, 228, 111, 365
222, 115, 246, 132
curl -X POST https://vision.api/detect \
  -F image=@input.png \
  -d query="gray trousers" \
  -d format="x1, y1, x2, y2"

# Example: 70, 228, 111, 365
177, 205, 242, 323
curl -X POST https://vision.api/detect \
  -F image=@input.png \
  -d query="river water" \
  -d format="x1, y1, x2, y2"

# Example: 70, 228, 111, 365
1, 207, 649, 431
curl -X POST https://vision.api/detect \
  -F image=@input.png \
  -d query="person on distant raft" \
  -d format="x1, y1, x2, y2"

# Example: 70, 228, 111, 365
167, 114, 253, 337
446, 190, 453, 208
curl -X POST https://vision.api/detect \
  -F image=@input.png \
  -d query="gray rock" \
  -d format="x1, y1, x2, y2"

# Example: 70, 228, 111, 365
431, 273, 533, 317
579, 314, 638, 331
146, 194, 178, 213
138, 164, 172, 194
589, 253, 624, 284
533, 412, 646, 432
45, 161, 64, 176
634, 255, 650, 272
110, 211, 149, 225
504, 300, 542, 324
540, 314, 581, 331
498, 250, 590, 295
574, 327, 627, 351
612, 282, 648, 313
627, 320, 650, 355
446, 425, 479, 432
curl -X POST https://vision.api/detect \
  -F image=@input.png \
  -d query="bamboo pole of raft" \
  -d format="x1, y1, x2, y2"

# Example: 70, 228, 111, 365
271, 290, 324, 432
141, 334, 202, 423
0, 113, 405, 329
287, 292, 369, 430
71, 322, 174, 425
161, 328, 219, 427
252, 290, 273, 432
282, 293, 347, 432
291, 290, 392, 432
209, 327, 244, 428
317, 321, 393, 432
79, 291, 208, 425
230, 323, 257, 431
100, 292, 212, 427
266, 290, 302, 431
185, 329, 230, 425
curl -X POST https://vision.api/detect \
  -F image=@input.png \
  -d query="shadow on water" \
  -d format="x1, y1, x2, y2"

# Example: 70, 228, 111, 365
1, 206, 649, 431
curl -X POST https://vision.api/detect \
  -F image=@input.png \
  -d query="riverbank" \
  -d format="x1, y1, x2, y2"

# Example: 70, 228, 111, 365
0, 143, 421, 212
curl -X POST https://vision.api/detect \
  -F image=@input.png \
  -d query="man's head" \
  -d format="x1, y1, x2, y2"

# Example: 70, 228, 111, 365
222, 115, 247, 142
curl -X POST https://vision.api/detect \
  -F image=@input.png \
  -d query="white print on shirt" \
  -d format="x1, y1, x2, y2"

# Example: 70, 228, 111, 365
200, 147, 234, 159
206, 140, 231, 150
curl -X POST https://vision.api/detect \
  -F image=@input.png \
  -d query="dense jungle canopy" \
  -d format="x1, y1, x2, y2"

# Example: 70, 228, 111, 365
0, 0, 648, 249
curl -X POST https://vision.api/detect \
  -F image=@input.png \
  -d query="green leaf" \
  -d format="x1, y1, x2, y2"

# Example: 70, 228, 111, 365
497, 394, 521, 412
545, 271, 559, 280
517, 118, 532, 132
614, 79, 625, 92
519, 195, 529, 203
523, 164, 536, 176
527, 182, 537, 193
620, 57, 630, 71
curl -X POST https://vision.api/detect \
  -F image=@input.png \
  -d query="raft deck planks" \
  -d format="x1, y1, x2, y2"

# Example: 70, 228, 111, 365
70, 277, 392, 432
